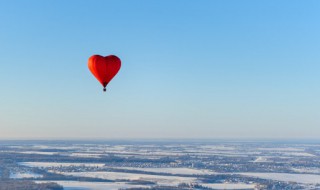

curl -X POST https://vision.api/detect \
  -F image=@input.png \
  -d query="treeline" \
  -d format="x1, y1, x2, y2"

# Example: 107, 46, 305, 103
4, 152, 176, 164
121, 183, 214, 190
0, 180, 63, 190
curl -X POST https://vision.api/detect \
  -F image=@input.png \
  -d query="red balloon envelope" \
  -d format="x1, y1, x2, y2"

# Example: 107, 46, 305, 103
88, 55, 121, 91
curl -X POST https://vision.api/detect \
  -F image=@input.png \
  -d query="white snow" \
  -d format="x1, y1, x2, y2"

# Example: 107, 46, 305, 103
291, 167, 320, 174
10, 172, 43, 179
19, 162, 105, 168
36, 181, 149, 190
115, 167, 216, 175
56, 171, 197, 186
20, 151, 58, 155
252, 156, 269, 162
201, 183, 257, 189
239, 173, 320, 184
282, 152, 315, 157
200, 145, 236, 151
257, 147, 305, 151
69, 152, 101, 158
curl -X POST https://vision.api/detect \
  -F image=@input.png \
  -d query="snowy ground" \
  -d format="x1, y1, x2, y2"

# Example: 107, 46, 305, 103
238, 172, 320, 184
10, 172, 43, 179
291, 167, 320, 174
19, 151, 59, 155
55, 171, 198, 186
114, 167, 216, 175
252, 156, 269, 162
36, 181, 149, 190
69, 152, 102, 158
201, 183, 257, 189
20, 162, 105, 168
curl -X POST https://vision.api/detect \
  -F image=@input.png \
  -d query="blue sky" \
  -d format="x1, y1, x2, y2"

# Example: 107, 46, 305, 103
0, 0, 319, 139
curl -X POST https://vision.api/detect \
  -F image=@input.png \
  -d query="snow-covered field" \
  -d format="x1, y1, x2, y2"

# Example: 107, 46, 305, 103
20, 151, 58, 155
291, 167, 320, 174
281, 152, 315, 157
36, 181, 149, 190
256, 147, 315, 157
10, 172, 43, 179
115, 167, 216, 175
257, 147, 305, 152
3, 141, 320, 190
252, 156, 269, 162
201, 183, 257, 189
20, 162, 105, 168
200, 145, 236, 151
239, 173, 320, 184
69, 152, 102, 158
56, 171, 197, 186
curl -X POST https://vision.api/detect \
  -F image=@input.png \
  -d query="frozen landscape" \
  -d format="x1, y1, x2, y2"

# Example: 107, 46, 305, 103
0, 140, 319, 189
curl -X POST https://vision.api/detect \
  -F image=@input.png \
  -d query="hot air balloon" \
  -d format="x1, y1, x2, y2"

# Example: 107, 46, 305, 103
88, 55, 121, 92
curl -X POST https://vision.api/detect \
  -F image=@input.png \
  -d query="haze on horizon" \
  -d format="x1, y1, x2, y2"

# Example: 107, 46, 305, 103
0, 1, 319, 139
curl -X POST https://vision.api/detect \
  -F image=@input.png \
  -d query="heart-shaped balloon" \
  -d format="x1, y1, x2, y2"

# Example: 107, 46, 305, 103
88, 55, 121, 91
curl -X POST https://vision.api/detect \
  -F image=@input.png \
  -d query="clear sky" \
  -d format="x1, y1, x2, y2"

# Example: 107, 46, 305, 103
0, 0, 319, 139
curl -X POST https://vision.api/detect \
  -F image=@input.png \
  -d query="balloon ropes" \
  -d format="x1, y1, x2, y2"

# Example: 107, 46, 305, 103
88, 55, 121, 92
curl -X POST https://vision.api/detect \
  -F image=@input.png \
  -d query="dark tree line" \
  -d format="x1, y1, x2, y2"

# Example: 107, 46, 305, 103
0, 180, 63, 190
